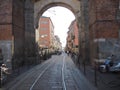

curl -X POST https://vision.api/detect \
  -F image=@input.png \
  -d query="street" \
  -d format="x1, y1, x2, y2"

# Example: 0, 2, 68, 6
79, 65, 120, 90
0, 1, 120, 90
2, 53, 97, 90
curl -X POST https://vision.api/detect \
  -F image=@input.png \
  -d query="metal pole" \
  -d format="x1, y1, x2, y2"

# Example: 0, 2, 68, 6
94, 62, 97, 86
83, 60, 86, 75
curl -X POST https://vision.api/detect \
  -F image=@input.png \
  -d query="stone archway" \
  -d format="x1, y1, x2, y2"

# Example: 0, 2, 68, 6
32, 0, 91, 66
0, 0, 90, 70
33, 0, 83, 64
33, 0, 80, 28
0, 0, 119, 70
23, 0, 120, 68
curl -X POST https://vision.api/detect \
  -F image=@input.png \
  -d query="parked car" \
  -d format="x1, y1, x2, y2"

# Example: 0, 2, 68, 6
109, 62, 120, 72
99, 57, 113, 72
99, 65, 107, 72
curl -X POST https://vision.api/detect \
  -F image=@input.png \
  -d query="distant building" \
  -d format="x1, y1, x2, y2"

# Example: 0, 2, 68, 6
66, 20, 79, 54
38, 16, 54, 49
54, 35, 62, 50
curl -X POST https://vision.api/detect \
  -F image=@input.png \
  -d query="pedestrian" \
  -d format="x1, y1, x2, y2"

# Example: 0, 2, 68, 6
111, 54, 115, 61
67, 51, 69, 56
0, 64, 10, 85
110, 54, 115, 66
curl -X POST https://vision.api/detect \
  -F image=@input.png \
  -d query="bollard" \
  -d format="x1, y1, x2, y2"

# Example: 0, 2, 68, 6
94, 62, 97, 86
0, 67, 1, 88
83, 61, 86, 75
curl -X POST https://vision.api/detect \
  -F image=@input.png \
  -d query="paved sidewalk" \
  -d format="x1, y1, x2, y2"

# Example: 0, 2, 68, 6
65, 56, 97, 90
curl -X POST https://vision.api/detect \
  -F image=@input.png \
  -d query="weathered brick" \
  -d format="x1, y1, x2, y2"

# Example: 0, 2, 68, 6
13, 0, 24, 28
90, 21, 119, 38
0, 0, 12, 23
89, 0, 119, 39
89, 0, 96, 25
39, 17, 53, 48
0, 25, 12, 40
96, 0, 118, 20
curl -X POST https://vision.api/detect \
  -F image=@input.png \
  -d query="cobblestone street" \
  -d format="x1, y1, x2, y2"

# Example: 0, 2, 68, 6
2, 53, 97, 90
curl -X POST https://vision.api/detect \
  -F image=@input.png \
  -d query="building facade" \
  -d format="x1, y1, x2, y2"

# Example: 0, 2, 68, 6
38, 16, 62, 54
54, 35, 62, 51
39, 16, 54, 49
66, 20, 79, 54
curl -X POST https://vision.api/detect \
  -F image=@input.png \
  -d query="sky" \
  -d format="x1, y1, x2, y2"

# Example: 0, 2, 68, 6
42, 6, 75, 47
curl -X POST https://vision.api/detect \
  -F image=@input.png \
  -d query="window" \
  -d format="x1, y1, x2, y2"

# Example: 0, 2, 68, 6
41, 28, 47, 30
40, 34, 48, 38
40, 21, 48, 24
40, 41, 48, 44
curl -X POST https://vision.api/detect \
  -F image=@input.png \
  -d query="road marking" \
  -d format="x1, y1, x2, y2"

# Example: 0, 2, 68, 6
62, 56, 67, 90
29, 62, 52, 90
8, 60, 52, 90
52, 86, 63, 88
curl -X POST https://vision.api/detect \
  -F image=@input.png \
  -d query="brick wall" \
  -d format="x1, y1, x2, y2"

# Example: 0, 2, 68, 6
89, 0, 119, 61
0, 25, 12, 40
90, 21, 119, 39
39, 17, 52, 48
96, 0, 118, 21
89, 0, 96, 26
0, 0, 12, 24
0, 0, 12, 40
89, 0, 119, 39
0, 0, 13, 69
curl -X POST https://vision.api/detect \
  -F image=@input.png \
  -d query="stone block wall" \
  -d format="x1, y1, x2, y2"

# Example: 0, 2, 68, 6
0, 0, 25, 69
0, 0, 36, 69
12, 0, 25, 69
0, 0, 13, 69
25, 0, 36, 65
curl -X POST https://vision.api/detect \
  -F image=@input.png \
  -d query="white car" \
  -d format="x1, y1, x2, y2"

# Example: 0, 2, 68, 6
99, 65, 107, 72
109, 63, 120, 72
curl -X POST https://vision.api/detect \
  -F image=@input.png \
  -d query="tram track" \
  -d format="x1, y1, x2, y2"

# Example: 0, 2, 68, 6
62, 55, 67, 90
64, 56, 80, 90
29, 60, 53, 90
29, 54, 67, 90
29, 54, 96, 90
3, 54, 97, 90
4, 57, 55, 90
